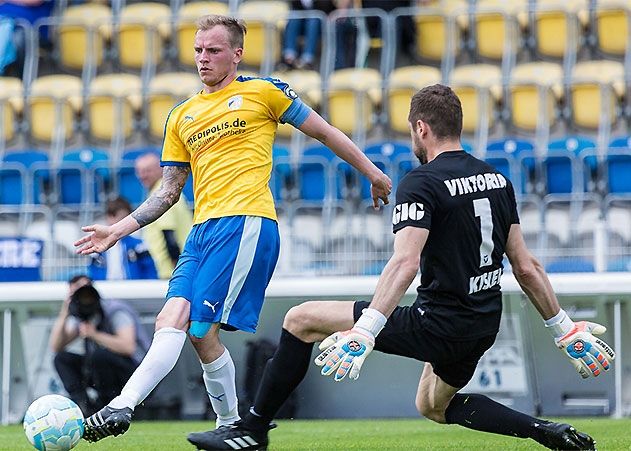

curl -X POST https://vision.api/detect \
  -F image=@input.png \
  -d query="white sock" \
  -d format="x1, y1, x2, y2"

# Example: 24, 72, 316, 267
108, 327, 186, 410
202, 348, 240, 428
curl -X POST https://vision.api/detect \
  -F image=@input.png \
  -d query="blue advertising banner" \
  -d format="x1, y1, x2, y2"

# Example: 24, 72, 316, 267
0, 237, 43, 281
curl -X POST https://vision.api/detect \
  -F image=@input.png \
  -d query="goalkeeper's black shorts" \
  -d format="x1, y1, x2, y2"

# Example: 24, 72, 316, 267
353, 300, 496, 388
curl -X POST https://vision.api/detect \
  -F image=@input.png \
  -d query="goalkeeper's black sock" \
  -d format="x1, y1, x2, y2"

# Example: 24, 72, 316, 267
445, 393, 548, 440
244, 328, 314, 431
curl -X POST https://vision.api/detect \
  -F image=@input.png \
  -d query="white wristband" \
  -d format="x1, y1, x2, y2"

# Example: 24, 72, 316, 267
355, 308, 387, 337
544, 309, 575, 338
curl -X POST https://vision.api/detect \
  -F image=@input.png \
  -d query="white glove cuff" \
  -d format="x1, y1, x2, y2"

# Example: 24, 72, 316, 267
355, 308, 387, 337
544, 309, 575, 338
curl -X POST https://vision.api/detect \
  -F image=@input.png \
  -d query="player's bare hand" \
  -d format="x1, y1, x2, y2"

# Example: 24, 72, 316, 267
74, 224, 118, 255
370, 173, 392, 210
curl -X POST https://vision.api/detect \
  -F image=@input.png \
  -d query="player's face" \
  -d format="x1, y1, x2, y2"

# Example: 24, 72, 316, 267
194, 26, 242, 89
410, 123, 428, 165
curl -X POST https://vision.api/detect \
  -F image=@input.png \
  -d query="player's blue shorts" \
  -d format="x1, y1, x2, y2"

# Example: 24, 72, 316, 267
166, 215, 280, 333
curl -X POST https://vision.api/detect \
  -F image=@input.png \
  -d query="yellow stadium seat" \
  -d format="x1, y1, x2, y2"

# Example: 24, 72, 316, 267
88, 74, 142, 141
237, 1, 288, 71
594, 1, 630, 57
509, 62, 563, 131
176, 1, 230, 67
530, 1, 587, 59
450, 64, 502, 133
0, 77, 23, 143
473, 1, 526, 61
327, 68, 382, 137
570, 60, 625, 129
387, 66, 441, 134
29, 75, 82, 143
118, 2, 172, 70
147, 72, 201, 140
58, 3, 112, 71
414, 2, 466, 64
270, 69, 321, 138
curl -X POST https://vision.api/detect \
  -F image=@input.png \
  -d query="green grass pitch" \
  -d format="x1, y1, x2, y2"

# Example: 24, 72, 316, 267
3, 418, 630, 450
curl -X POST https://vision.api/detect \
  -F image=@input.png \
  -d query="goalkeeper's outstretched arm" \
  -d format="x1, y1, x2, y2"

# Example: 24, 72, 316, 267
505, 223, 615, 378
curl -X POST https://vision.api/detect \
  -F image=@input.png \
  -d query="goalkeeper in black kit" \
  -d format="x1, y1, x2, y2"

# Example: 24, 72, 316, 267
188, 84, 615, 451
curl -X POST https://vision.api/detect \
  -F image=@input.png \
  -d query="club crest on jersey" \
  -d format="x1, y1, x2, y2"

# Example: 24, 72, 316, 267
227, 95, 243, 110
283, 85, 298, 99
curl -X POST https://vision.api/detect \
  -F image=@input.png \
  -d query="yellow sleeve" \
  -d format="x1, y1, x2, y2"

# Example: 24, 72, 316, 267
160, 103, 190, 165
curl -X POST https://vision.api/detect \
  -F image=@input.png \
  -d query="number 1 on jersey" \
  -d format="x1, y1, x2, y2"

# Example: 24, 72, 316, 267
473, 197, 494, 267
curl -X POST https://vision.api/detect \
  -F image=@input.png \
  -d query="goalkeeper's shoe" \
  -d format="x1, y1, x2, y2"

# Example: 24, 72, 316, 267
187, 420, 275, 450
83, 405, 133, 443
534, 421, 595, 450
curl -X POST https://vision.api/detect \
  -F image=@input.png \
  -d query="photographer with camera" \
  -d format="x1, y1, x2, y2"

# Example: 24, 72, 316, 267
49, 275, 151, 416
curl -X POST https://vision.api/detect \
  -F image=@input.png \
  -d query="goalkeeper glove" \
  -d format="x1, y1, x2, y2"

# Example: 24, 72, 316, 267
314, 308, 387, 381
545, 309, 615, 379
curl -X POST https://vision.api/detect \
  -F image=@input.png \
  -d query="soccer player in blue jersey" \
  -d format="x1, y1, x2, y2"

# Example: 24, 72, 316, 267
74, 14, 391, 442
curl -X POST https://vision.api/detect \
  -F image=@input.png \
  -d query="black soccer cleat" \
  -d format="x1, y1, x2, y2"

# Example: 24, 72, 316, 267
187, 420, 275, 450
83, 405, 133, 443
534, 421, 596, 450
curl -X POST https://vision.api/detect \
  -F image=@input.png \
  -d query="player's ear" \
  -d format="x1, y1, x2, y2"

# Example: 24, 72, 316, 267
233, 47, 243, 64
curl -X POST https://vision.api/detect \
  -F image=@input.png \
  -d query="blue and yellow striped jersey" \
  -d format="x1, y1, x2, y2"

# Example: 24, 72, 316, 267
161, 75, 311, 224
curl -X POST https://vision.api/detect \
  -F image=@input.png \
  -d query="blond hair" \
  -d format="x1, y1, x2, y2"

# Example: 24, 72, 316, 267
196, 15, 247, 49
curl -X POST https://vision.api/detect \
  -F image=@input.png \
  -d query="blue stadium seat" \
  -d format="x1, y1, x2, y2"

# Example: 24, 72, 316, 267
271, 145, 291, 203
485, 138, 534, 194
609, 135, 631, 150
118, 148, 159, 206
1, 150, 49, 204
58, 148, 110, 205
298, 145, 344, 202
545, 258, 595, 273
606, 153, 631, 194
360, 141, 415, 200
607, 258, 631, 272
548, 136, 597, 193
182, 174, 194, 205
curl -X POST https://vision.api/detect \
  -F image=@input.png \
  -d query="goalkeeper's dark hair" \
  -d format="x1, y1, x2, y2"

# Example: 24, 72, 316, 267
68, 274, 92, 285
408, 84, 462, 140
197, 15, 247, 49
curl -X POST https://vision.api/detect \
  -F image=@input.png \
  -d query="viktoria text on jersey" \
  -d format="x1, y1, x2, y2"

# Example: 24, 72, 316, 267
444, 172, 507, 197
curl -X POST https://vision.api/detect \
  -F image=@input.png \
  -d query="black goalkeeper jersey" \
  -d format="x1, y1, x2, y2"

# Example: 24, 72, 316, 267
392, 150, 520, 340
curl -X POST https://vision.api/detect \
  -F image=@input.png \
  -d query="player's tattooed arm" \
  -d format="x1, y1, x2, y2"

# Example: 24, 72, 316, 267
132, 165, 190, 227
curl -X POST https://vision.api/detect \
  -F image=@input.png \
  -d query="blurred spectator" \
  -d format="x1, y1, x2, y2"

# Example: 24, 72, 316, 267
332, 0, 357, 69
88, 196, 158, 280
362, 0, 416, 58
279, 0, 336, 71
135, 152, 192, 279
0, 0, 54, 77
49, 275, 151, 415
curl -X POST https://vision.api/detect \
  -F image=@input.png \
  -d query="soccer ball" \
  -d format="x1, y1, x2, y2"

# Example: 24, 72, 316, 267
23, 394, 84, 451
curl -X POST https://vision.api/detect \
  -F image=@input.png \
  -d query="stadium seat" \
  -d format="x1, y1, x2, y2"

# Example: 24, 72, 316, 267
57, 148, 110, 205
147, 72, 201, 140
28, 75, 82, 144
176, 1, 230, 67
548, 136, 597, 190
117, 148, 158, 206
298, 144, 345, 202
1, 150, 49, 204
237, 0, 288, 72
569, 60, 625, 129
412, 3, 465, 64
58, 3, 112, 72
327, 68, 382, 139
0, 77, 23, 144
270, 70, 321, 138
359, 141, 414, 200
88, 74, 142, 143
545, 258, 595, 273
118, 2, 172, 70
485, 138, 533, 193
593, 1, 630, 58
606, 152, 631, 195
471, 1, 524, 62
450, 64, 502, 134
509, 62, 563, 131
528, 1, 585, 60
270, 145, 292, 204
607, 258, 631, 272
387, 66, 441, 134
